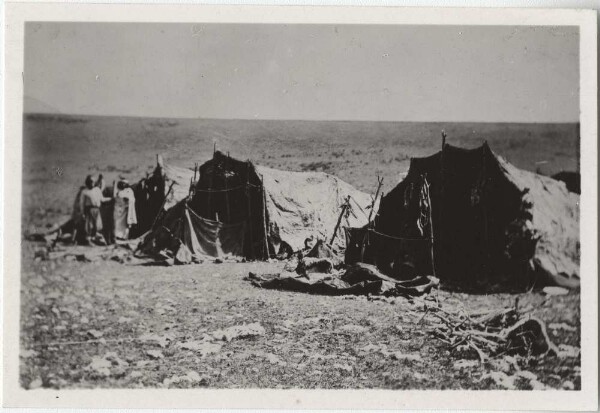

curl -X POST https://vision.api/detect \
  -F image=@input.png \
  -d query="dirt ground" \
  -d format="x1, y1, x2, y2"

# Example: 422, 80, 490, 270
20, 241, 581, 390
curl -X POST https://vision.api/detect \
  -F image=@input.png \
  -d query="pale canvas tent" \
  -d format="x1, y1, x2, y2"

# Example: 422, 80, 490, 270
346, 142, 579, 290
139, 152, 377, 262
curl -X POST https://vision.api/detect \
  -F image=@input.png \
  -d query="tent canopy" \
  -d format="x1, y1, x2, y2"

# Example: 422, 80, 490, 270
348, 142, 579, 290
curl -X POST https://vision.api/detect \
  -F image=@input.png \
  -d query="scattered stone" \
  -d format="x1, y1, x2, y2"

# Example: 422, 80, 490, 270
210, 323, 266, 342
413, 372, 427, 381
86, 329, 103, 339
20, 349, 38, 359
360, 343, 385, 354
562, 380, 575, 390
176, 341, 222, 357
104, 352, 129, 368
334, 363, 353, 372
542, 286, 569, 296
139, 333, 173, 348
28, 378, 43, 390
146, 350, 164, 359
264, 353, 287, 366
453, 360, 479, 370
338, 324, 368, 334
389, 352, 422, 362
85, 356, 112, 377
529, 380, 547, 390
163, 371, 207, 387
481, 371, 516, 390
557, 344, 580, 358
515, 370, 537, 381
548, 323, 577, 332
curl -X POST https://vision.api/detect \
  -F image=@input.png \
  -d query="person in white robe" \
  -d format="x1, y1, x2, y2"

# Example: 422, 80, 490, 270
113, 180, 138, 240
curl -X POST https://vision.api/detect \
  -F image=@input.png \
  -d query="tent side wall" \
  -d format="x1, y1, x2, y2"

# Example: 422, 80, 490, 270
257, 165, 376, 254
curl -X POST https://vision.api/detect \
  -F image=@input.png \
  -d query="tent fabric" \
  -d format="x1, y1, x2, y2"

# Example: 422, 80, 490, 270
248, 264, 439, 297
141, 151, 376, 261
255, 164, 377, 253
497, 157, 580, 287
160, 160, 195, 209
138, 200, 246, 262
348, 143, 579, 289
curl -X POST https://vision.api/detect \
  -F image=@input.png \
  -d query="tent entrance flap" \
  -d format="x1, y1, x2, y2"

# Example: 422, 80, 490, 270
185, 206, 247, 259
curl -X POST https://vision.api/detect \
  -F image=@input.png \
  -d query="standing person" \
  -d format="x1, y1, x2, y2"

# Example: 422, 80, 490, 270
113, 180, 137, 240
80, 175, 111, 244
70, 184, 86, 244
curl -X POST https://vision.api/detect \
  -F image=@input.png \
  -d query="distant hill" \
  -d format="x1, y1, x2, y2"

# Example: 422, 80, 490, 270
23, 96, 61, 114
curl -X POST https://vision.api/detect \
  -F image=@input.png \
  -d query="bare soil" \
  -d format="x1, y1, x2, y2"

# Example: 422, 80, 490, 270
20, 242, 580, 390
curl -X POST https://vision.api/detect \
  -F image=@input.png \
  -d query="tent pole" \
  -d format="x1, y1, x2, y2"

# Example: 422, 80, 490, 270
424, 175, 437, 278
246, 161, 254, 260
438, 130, 446, 275
367, 176, 384, 224
150, 181, 176, 231
260, 176, 269, 259
224, 156, 231, 222
360, 176, 383, 261
329, 195, 350, 246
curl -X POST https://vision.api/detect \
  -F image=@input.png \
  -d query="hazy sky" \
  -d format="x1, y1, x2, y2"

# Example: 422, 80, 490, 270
24, 23, 579, 122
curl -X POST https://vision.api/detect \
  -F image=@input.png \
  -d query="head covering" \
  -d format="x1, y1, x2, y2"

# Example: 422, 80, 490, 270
85, 175, 94, 188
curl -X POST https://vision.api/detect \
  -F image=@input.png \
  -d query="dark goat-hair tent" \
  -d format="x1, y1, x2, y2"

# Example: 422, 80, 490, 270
346, 142, 579, 290
129, 156, 194, 238
139, 151, 376, 262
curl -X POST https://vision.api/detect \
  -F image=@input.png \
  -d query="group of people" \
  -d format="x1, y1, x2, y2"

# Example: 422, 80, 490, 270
72, 174, 138, 245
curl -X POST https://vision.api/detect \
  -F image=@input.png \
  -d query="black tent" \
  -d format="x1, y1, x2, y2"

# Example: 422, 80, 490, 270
347, 143, 579, 290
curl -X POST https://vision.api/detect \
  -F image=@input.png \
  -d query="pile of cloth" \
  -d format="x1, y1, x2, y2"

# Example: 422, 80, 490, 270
248, 241, 439, 297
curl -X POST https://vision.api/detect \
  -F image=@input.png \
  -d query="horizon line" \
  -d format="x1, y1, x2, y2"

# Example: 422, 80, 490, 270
22, 111, 581, 125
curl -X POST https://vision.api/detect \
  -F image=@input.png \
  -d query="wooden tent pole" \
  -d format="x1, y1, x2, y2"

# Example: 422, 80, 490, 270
437, 130, 446, 273
367, 176, 384, 224
424, 175, 437, 278
329, 195, 350, 246
360, 176, 383, 261
260, 175, 269, 259
246, 161, 254, 260
224, 155, 231, 222
150, 181, 176, 231
207, 152, 215, 219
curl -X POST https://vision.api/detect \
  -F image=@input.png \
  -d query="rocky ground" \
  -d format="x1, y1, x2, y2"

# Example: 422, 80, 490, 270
20, 241, 581, 390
